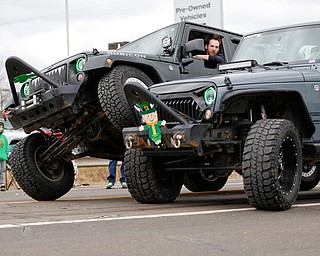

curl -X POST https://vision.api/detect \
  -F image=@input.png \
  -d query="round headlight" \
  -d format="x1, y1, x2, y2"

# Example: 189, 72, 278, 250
204, 87, 216, 106
75, 58, 86, 72
21, 82, 30, 98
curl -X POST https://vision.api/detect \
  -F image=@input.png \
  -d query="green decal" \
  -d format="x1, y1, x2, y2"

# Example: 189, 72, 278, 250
14, 73, 37, 83
135, 101, 166, 147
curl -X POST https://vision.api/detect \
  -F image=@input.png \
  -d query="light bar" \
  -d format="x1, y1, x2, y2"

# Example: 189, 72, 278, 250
219, 60, 257, 72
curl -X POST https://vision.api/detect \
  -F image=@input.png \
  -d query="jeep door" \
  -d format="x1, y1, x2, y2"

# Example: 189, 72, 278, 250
179, 23, 241, 80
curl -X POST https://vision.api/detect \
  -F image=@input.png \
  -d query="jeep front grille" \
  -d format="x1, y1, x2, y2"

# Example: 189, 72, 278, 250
31, 65, 67, 89
158, 98, 202, 122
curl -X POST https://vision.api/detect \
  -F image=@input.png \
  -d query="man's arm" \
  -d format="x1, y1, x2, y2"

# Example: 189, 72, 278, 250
195, 54, 209, 61
195, 53, 225, 64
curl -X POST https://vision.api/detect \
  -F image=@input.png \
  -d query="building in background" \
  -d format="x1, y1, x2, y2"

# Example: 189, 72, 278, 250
174, 0, 223, 28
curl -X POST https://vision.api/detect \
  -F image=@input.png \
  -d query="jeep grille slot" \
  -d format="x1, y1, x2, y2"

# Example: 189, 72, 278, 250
46, 65, 66, 77
31, 65, 67, 89
159, 98, 202, 122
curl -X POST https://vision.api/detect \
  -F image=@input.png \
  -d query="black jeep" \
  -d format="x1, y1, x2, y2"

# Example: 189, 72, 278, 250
4, 22, 241, 200
122, 21, 320, 211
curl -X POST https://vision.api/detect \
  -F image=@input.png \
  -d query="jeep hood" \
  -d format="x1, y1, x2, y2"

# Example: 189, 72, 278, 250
100, 50, 160, 61
150, 69, 314, 95
42, 50, 160, 73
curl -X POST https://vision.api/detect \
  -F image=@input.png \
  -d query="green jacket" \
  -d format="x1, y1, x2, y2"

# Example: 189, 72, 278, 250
0, 133, 9, 161
143, 120, 165, 145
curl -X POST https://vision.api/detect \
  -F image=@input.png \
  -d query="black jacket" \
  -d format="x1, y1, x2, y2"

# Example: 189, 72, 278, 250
204, 52, 225, 69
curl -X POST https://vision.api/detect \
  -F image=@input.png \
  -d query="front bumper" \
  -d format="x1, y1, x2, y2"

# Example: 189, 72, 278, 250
5, 56, 81, 133
9, 85, 79, 133
122, 123, 210, 156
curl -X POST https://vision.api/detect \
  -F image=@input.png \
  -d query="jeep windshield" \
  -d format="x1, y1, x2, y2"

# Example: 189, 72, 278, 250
118, 23, 179, 56
232, 24, 320, 65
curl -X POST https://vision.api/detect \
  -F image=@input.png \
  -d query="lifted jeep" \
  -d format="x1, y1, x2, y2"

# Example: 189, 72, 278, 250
4, 22, 241, 200
122, 21, 320, 211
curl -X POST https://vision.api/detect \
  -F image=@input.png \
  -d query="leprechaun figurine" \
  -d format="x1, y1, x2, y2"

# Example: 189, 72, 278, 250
135, 101, 166, 146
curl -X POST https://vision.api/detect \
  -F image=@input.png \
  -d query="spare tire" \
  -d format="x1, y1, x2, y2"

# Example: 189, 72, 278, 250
98, 65, 153, 129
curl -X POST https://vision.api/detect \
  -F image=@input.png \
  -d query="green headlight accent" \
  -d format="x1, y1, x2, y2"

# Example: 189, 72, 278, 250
14, 73, 37, 83
204, 87, 216, 106
21, 82, 30, 98
75, 58, 85, 72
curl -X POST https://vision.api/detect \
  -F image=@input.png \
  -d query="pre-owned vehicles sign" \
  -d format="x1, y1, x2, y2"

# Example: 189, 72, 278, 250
174, 0, 223, 28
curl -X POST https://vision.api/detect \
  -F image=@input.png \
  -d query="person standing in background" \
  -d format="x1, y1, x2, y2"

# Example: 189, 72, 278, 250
106, 160, 127, 189
0, 122, 9, 191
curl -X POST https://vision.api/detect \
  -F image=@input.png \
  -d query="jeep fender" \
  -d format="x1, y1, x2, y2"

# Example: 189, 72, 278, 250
219, 88, 315, 139
83, 54, 166, 83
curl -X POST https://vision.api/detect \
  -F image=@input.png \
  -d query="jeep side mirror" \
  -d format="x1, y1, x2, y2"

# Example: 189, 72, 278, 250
184, 38, 205, 56
181, 38, 205, 66
181, 57, 194, 66
230, 36, 241, 45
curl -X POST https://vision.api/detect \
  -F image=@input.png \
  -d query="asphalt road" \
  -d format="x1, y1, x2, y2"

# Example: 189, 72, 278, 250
1, 179, 320, 256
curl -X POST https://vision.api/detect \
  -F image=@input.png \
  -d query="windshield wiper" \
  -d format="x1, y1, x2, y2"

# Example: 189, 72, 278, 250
263, 61, 288, 66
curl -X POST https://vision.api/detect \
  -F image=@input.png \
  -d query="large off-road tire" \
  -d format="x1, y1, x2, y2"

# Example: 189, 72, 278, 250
300, 165, 320, 191
242, 119, 302, 211
184, 172, 228, 192
8, 133, 75, 201
98, 65, 154, 129
124, 149, 184, 203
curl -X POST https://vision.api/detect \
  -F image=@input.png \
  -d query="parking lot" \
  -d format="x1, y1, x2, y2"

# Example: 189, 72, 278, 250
1, 179, 320, 256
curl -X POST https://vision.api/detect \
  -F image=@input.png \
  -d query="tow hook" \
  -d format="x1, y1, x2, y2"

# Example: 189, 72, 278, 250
125, 135, 134, 149
172, 133, 183, 148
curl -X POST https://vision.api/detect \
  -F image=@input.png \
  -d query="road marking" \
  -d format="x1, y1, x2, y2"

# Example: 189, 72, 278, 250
293, 202, 320, 208
0, 190, 243, 205
0, 207, 255, 229
1, 202, 320, 229
0, 200, 39, 205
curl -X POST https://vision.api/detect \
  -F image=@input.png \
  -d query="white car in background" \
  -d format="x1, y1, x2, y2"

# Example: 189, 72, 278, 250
0, 119, 27, 152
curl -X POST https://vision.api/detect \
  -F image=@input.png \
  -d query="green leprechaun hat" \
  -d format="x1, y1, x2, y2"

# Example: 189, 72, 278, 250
135, 101, 157, 115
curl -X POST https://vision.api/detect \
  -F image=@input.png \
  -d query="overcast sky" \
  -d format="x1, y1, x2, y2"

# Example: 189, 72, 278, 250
0, 0, 320, 71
